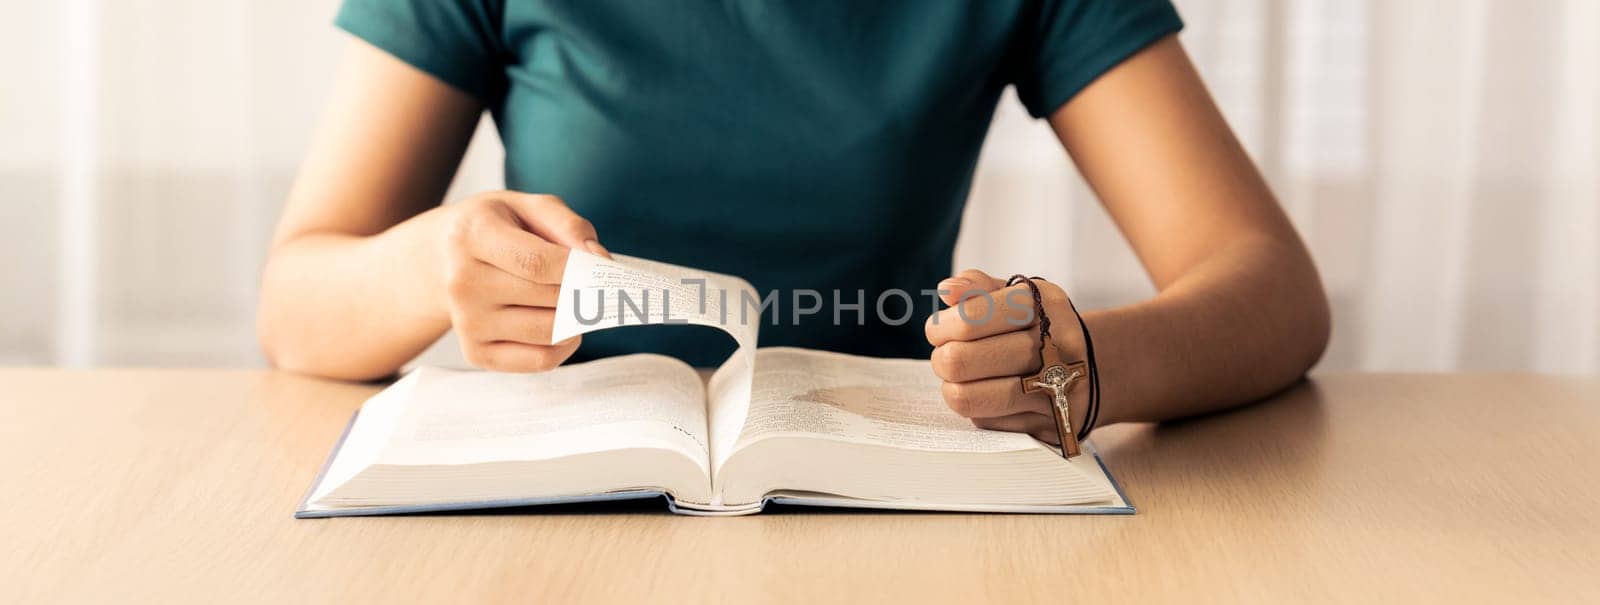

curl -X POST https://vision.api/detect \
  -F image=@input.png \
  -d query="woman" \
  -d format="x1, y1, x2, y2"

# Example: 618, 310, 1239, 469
258, 0, 1330, 444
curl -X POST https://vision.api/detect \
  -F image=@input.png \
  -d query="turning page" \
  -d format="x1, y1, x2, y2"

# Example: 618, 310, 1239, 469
553, 252, 763, 485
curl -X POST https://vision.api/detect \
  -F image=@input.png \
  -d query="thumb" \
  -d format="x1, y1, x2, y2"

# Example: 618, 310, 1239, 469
505, 193, 612, 259
936, 269, 1006, 307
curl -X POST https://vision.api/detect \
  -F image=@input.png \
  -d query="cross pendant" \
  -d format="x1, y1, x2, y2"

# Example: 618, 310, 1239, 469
1019, 340, 1087, 458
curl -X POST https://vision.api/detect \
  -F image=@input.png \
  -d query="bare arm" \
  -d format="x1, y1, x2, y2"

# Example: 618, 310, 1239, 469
1048, 35, 1330, 422
928, 36, 1330, 436
258, 41, 603, 381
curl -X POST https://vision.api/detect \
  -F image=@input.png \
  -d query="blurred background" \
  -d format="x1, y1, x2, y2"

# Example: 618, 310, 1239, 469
2, 0, 1596, 373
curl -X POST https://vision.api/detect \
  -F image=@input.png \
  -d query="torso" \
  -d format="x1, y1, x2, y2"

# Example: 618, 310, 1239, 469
492, 1, 1026, 364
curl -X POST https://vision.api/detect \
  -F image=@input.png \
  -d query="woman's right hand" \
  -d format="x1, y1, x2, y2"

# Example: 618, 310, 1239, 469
439, 191, 610, 373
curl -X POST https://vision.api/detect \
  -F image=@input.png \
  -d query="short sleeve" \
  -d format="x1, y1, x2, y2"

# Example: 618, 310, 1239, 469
334, 0, 508, 103
1012, 0, 1184, 118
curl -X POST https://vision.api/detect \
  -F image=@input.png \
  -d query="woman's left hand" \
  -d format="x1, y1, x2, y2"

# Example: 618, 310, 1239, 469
924, 269, 1087, 444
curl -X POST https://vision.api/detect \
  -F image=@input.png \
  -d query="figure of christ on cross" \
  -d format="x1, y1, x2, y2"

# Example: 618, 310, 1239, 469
1021, 340, 1088, 458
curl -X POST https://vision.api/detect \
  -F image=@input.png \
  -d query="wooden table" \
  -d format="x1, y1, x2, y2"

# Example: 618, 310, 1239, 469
2, 370, 1597, 603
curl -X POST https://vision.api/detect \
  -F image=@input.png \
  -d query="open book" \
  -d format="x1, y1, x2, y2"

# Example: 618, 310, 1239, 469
297, 253, 1130, 517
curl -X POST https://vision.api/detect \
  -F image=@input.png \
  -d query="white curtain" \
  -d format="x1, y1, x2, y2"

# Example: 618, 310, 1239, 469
964, 0, 1600, 373
4, 0, 1596, 373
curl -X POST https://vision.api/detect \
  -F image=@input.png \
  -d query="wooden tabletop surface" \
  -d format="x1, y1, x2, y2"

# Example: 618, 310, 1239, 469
2, 370, 1597, 603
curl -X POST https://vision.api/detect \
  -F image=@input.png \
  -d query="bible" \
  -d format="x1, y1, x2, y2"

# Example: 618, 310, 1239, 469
296, 253, 1131, 517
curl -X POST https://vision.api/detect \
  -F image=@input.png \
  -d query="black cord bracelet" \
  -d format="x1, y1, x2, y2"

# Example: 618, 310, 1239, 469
1062, 293, 1101, 441
1008, 275, 1101, 441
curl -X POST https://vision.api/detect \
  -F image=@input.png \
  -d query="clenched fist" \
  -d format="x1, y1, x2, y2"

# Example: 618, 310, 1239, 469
924, 269, 1089, 444
439, 191, 610, 372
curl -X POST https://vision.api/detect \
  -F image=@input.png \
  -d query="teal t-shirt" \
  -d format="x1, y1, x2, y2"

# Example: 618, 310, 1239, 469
336, 0, 1182, 367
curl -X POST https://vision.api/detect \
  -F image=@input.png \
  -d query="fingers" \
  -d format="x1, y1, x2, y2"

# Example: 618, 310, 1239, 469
451, 201, 572, 284
972, 413, 1061, 445
456, 305, 562, 346
925, 283, 1038, 345
443, 192, 605, 374
926, 272, 1081, 444
450, 191, 614, 286
455, 303, 579, 372
446, 259, 562, 310
940, 377, 1051, 419
926, 277, 1079, 346
502, 193, 611, 258
936, 269, 1006, 307
463, 338, 582, 373
450, 270, 577, 373
931, 330, 1041, 383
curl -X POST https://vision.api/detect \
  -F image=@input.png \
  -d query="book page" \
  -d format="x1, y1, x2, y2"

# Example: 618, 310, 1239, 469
553, 251, 762, 478
376, 356, 712, 474
731, 347, 1044, 454
305, 369, 425, 506
553, 252, 758, 350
